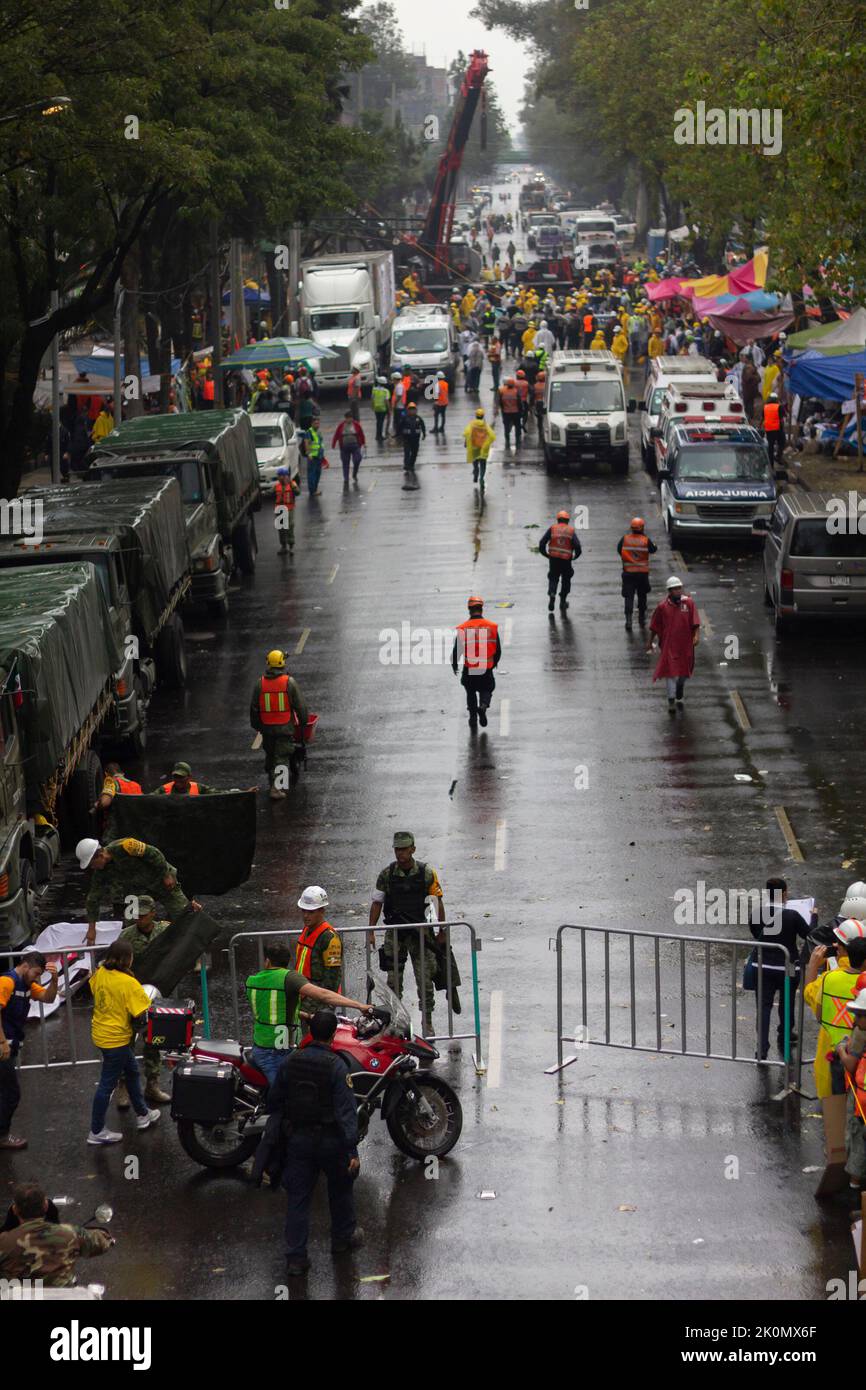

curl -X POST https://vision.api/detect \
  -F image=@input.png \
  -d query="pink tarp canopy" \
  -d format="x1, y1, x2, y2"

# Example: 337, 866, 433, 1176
646, 252, 768, 303
706, 308, 795, 346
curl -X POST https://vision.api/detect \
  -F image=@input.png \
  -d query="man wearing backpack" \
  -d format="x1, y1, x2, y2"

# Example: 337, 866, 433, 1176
367, 833, 446, 1027
331, 412, 366, 486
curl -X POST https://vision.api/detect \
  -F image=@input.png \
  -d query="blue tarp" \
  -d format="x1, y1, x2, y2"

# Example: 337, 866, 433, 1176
72, 354, 181, 378
222, 286, 271, 305
786, 349, 866, 402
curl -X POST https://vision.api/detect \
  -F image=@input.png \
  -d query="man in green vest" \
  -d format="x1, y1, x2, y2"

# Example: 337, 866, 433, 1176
371, 376, 391, 444
246, 941, 370, 1086
367, 831, 446, 1027
299, 424, 325, 496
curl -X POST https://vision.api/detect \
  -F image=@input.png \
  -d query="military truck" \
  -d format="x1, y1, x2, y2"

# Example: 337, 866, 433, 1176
0, 564, 123, 949
2, 476, 192, 755
86, 410, 262, 618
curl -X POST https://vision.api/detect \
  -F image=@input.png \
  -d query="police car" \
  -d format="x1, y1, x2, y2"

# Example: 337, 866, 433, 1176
658, 422, 777, 545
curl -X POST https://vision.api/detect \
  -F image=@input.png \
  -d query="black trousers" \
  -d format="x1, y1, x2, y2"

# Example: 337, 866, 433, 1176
548, 559, 573, 600
374, 411, 387, 442
0, 1047, 21, 1135
756, 973, 798, 1059
461, 668, 495, 717
433, 406, 447, 432
283, 1130, 356, 1258
403, 436, 421, 470
766, 428, 785, 466
622, 572, 651, 620
502, 412, 522, 445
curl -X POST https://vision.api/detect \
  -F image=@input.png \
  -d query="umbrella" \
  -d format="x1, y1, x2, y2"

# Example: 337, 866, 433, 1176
219, 338, 339, 371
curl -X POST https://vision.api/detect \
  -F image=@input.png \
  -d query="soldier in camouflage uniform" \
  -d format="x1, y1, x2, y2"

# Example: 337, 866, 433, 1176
77, 836, 202, 947
0, 1184, 111, 1288
117, 895, 172, 1106
367, 831, 446, 1025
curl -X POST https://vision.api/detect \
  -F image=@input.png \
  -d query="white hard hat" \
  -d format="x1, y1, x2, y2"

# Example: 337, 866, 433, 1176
666, 576, 684, 590
297, 885, 329, 911
840, 897, 866, 923
76, 838, 100, 869
847, 882, 866, 899
850, 989, 866, 1014
833, 917, 866, 947
437, 371, 445, 379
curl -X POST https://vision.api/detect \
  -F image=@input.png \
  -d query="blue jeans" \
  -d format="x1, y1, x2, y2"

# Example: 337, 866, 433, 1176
251, 1045, 287, 1087
283, 1131, 356, 1258
340, 444, 362, 481
91, 1044, 148, 1132
307, 456, 323, 494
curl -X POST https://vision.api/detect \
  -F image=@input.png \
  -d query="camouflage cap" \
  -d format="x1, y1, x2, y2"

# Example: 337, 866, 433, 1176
137, 895, 156, 914
393, 832, 415, 849
171, 761, 192, 777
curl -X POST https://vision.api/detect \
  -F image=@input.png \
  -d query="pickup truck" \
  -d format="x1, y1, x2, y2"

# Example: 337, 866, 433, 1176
0, 563, 123, 948
87, 409, 261, 618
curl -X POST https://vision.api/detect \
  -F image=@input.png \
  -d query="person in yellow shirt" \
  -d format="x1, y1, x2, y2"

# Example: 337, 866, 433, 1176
463, 407, 496, 491
590, 329, 607, 351
803, 926, 866, 1098
87, 938, 160, 1145
762, 351, 782, 401
647, 329, 664, 366
90, 403, 114, 443
612, 327, 629, 364
460, 290, 476, 319
521, 322, 537, 353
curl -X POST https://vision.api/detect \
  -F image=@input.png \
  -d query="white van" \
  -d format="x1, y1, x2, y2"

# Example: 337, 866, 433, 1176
389, 304, 460, 388
543, 350, 634, 475
639, 354, 716, 467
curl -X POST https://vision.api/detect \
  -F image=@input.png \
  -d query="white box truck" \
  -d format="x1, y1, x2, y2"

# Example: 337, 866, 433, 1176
298, 251, 396, 388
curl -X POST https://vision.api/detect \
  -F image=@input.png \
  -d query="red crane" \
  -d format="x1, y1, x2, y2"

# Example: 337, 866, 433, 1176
420, 49, 489, 278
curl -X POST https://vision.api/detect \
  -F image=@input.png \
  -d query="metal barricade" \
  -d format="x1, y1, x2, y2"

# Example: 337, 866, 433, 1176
227, 919, 485, 1072
546, 924, 798, 1092
0, 942, 110, 1072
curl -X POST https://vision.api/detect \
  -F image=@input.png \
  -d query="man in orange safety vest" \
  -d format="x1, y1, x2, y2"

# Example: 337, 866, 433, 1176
451, 595, 501, 729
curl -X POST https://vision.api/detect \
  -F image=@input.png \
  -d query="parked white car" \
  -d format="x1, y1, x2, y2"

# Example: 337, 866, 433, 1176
250, 412, 299, 494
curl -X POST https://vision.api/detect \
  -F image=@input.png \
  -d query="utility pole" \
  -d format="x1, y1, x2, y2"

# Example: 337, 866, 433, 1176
289, 225, 301, 336
50, 289, 60, 483
230, 237, 246, 351
210, 220, 223, 405
113, 285, 124, 426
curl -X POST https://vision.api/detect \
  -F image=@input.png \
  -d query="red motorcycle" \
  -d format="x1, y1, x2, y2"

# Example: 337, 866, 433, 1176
166, 985, 463, 1168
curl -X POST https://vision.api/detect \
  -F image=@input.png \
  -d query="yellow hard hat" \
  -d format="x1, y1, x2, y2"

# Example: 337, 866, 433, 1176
266, 649, 286, 669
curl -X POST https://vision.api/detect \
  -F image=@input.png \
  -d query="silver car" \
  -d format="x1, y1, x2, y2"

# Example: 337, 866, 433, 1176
755, 491, 866, 634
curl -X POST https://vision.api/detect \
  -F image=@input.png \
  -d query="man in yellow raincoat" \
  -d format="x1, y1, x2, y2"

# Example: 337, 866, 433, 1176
464, 408, 496, 492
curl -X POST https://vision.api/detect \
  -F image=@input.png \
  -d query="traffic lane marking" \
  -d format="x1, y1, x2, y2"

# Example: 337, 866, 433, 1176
699, 608, 714, 638
487, 990, 504, 1089
294, 627, 311, 656
494, 818, 507, 871
327, 564, 339, 584
774, 806, 804, 862
499, 698, 510, 737
730, 690, 751, 732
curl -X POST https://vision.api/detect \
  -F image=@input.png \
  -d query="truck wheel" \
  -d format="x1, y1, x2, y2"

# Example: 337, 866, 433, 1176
543, 444, 556, 472
156, 614, 188, 689
774, 608, 793, 637
66, 749, 103, 842
208, 594, 230, 624
611, 454, 629, 476
234, 517, 257, 575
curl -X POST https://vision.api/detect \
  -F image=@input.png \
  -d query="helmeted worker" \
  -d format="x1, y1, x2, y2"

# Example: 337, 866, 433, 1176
515, 369, 530, 427
401, 402, 426, 488
647, 577, 701, 710
78, 837, 202, 948
590, 328, 607, 351
95, 762, 143, 812
836, 988, 866, 1203
532, 370, 546, 434
763, 392, 785, 468
274, 465, 299, 550
498, 376, 522, 448
617, 516, 658, 629
295, 886, 342, 1002
432, 372, 449, 434
539, 510, 582, 613
154, 761, 218, 795
804, 927, 866, 1099
582, 309, 595, 347
298, 423, 325, 496
118, 894, 172, 1105
451, 595, 501, 728
249, 649, 309, 801
390, 370, 406, 438
368, 831, 446, 1024
371, 375, 390, 443
463, 408, 496, 492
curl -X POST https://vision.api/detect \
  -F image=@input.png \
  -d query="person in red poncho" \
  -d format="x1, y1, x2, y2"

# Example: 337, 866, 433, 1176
647, 576, 700, 711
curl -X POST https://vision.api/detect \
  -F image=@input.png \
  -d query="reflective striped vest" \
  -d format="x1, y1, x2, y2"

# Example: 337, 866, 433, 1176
456, 617, 498, 671
258, 674, 297, 727
161, 781, 199, 795
295, 921, 334, 979
547, 523, 576, 561
274, 477, 295, 511
819, 970, 860, 1047
764, 401, 781, 430
111, 775, 142, 796
499, 386, 518, 412
621, 532, 650, 574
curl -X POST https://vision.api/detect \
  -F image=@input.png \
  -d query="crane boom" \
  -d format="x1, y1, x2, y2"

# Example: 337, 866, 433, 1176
421, 49, 489, 272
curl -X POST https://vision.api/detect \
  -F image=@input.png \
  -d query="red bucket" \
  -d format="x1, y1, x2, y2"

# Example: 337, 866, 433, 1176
302, 714, 319, 744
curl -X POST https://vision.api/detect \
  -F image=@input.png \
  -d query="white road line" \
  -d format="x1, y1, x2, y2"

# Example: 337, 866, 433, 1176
507, 509, 514, 527
294, 628, 310, 656
327, 564, 339, 585
499, 698, 511, 737
368, 478, 377, 493
251, 733, 262, 750
494, 817, 507, 871
731, 690, 751, 732
506, 554, 514, 577
502, 617, 513, 647
774, 805, 804, 862
487, 990, 504, 1089
699, 609, 714, 638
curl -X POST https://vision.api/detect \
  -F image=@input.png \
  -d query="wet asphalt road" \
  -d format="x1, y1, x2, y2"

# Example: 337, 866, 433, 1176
7, 177, 866, 1301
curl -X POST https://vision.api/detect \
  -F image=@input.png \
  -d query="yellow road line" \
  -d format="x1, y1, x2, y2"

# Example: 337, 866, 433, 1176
294, 627, 310, 656
774, 806, 804, 862
699, 608, 714, 638
327, 564, 339, 585
671, 550, 689, 571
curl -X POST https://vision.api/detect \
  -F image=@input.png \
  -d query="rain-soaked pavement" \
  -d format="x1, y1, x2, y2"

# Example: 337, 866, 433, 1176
7, 177, 866, 1301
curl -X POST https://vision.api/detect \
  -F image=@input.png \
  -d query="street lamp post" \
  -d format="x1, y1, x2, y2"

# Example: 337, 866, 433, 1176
0, 96, 72, 126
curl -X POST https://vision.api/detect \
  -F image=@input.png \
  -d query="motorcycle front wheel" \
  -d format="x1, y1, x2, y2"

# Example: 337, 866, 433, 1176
386, 1075, 463, 1160
176, 1118, 260, 1169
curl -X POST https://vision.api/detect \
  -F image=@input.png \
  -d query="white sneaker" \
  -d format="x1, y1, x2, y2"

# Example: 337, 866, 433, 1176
136, 1108, 161, 1130
87, 1129, 123, 1145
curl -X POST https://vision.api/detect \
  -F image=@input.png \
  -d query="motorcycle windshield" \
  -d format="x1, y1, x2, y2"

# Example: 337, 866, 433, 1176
369, 981, 412, 1040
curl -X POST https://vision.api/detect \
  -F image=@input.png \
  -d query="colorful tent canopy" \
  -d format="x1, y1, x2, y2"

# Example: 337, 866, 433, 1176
785, 307, 866, 356
692, 289, 780, 316
787, 349, 866, 402
707, 308, 794, 346
647, 251, 768, 304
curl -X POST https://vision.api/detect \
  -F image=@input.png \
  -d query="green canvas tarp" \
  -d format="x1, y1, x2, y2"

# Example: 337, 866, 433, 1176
24, 478, 190, 641
90, 410, 259, 535
107, 790, 257, 896
132, 906, 225, 996
0, 563, 122, 794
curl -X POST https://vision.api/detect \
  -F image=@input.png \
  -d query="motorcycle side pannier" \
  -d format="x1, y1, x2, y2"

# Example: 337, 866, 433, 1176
146, 998, 195, 1049
171, 1063, 236, 1124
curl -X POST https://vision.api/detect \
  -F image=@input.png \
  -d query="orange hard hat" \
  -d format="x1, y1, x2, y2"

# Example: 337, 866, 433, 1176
631, 516, 646, 531
556, 509, 570, 521
516, 369, 526, 378
467, 595, 484, 608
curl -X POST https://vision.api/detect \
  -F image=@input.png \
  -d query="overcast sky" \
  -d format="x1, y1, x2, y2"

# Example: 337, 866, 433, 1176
368, 0, 534, 135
